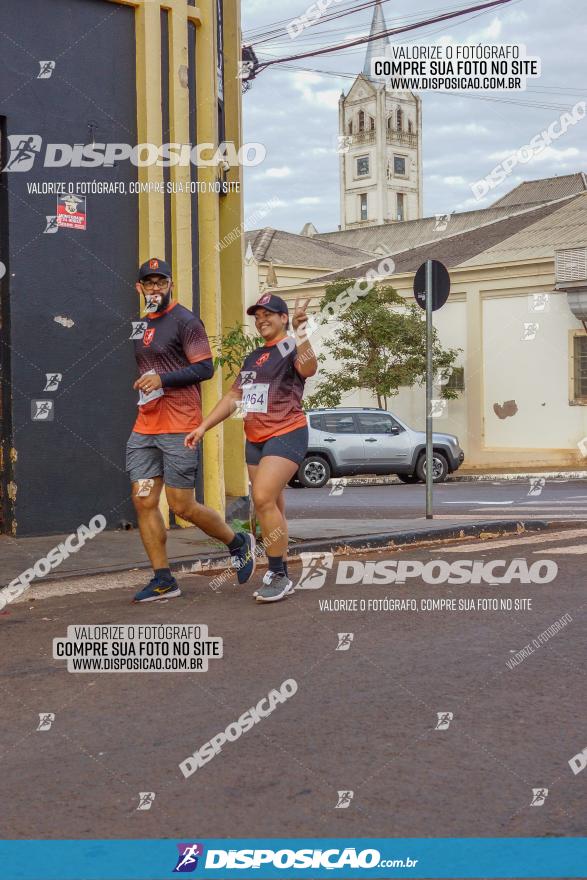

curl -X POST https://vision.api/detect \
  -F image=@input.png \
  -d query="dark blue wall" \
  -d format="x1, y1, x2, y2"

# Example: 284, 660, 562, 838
0, 0, 139, 535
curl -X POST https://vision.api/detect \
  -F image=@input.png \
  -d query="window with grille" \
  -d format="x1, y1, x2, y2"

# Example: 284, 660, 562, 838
360, 193, 368, 221
446, 366, 465, 392
573, 336, 587, 399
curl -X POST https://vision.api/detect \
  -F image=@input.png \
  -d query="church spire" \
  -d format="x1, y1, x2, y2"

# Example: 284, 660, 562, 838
363, 0, 390, 79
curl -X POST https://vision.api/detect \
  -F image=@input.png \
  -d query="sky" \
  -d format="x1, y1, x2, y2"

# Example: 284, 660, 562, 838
241, 0, 587, 234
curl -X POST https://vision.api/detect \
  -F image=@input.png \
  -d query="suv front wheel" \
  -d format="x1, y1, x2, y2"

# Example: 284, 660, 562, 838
415, 451, 449, 483
298, 455, 331, 489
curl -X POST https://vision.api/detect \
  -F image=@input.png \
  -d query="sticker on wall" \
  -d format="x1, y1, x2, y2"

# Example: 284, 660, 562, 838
56, 195, 86, 230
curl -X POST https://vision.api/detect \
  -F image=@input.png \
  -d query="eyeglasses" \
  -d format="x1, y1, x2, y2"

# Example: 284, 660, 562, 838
141, 278, 170, 290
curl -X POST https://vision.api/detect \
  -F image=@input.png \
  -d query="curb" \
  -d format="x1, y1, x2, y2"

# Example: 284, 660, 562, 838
147, 519, 552, 578
338, 471, 587, 487
262, 519, 551, 558
1, 519, 554, 590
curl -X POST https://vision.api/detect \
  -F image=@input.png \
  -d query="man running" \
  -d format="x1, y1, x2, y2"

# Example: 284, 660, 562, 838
127, 257, 254, 602
185, 293, 317, 603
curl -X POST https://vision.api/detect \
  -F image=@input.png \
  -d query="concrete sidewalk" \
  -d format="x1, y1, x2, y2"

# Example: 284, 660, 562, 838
0, 516, 551, 587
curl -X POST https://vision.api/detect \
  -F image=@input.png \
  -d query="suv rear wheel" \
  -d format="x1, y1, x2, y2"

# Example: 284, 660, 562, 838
415, 451, 448, 483
298, 455, 331, 489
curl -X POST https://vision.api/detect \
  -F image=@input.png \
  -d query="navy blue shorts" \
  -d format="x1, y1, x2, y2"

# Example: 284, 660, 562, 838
245, 425, 308, 467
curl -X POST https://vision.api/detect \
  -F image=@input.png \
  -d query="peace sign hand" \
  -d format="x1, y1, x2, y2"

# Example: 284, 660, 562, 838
292, 297, 310, 332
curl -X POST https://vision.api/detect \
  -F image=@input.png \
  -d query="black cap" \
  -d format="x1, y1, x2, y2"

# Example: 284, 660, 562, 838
138, 258, 172, 280
246, 293, 289, 316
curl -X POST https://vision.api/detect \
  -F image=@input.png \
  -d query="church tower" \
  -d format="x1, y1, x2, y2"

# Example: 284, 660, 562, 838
338, 0, 423, 230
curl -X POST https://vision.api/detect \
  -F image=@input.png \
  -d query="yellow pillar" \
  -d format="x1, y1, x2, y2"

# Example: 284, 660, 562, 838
219, 0, 248, 499
196, 0, 226, 516
135, 1, 171, 527
168, 3, 193, 302
135, 2, 165, 259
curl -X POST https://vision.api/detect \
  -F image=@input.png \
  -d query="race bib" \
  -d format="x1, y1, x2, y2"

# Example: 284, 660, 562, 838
241, 383, 269, 414
138, 370, 165, 407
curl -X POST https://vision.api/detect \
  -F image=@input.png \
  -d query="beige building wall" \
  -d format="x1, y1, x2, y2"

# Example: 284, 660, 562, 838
482, 291, 587, 451
267, 258, 587, 471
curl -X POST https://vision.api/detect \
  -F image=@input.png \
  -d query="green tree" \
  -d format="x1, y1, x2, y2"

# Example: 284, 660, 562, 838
210, 322, 263, 380
304, 279, 462, 410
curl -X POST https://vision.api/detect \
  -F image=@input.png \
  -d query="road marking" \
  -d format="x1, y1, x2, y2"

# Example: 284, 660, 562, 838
436, 513, 587, 521
533, 544, 587, 555
442, 500, 514, 505
441, 527, 587, 553
448, 506, 587, 513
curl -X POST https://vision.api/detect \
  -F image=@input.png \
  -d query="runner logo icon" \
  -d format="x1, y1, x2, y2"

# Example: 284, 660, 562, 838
296, 552, 334, 590
173, 843, 204, 872
4, 135, 42, 172
435, 712, 453, 730
530, 788, 548, 806
37, 713, 55, 731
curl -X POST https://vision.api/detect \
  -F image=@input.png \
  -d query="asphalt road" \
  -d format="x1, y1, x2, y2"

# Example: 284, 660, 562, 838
285, 478, 587, 523
2, 525, 585, 844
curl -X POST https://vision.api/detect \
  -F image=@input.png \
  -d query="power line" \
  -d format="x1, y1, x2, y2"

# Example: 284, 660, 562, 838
255, 0, 517, 72
247, 1, 498, 50
244, 0, 389, 41
248, 0, 388, 46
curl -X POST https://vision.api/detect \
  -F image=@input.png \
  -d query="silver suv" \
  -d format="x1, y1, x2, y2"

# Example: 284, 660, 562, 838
291, 407, 465, 488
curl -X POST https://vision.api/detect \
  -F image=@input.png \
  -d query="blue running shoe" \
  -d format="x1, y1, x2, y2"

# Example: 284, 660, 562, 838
133, 576, 181, 603
231, 532, 256, 584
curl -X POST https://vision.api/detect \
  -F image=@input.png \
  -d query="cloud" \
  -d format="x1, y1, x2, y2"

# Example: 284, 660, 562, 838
440, 176, 467, 186
264, 166, 293, 178
297, 197, 321, 205
291, 70, 343, 110
433, 122, 490, 136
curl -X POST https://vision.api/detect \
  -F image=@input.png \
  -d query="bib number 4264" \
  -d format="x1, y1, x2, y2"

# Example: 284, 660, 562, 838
241, 383, 269, 414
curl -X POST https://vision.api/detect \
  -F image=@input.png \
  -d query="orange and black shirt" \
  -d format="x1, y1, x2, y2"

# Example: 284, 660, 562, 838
232, 336, 308, 443
133, 301, 212, 435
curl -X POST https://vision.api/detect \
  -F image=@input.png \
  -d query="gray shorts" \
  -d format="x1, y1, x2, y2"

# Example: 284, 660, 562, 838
126, 432, 199, 489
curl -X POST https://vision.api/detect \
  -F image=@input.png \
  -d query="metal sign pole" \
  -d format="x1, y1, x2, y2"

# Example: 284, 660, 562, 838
425, 259, 433, 519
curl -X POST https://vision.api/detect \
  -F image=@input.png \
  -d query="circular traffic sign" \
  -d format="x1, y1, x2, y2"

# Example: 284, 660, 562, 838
413, 260, 450, 311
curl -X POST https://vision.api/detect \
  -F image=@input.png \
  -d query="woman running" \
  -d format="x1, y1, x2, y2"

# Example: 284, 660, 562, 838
185, 293, 317, 603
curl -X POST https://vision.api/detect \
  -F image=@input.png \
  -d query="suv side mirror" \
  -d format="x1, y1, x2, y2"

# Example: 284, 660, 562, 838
391, 425, 401, 435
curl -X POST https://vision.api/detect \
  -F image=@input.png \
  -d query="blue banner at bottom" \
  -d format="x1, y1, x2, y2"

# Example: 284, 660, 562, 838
1, 838, 587, 879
